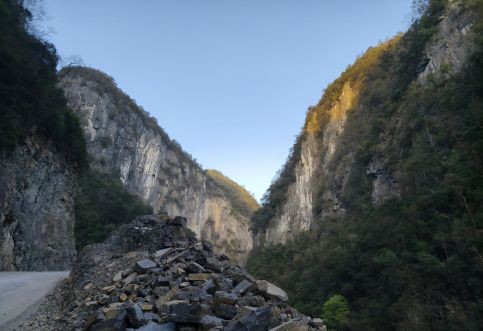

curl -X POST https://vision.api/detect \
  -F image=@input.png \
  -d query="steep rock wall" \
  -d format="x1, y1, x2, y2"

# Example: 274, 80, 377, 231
260, 82, 358, 245
0, 137, 77, 271
59, 69, 253, 263
255, 1, 475, 247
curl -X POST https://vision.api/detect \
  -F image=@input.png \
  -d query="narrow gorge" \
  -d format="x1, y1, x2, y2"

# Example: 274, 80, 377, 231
59, 67, 256, 263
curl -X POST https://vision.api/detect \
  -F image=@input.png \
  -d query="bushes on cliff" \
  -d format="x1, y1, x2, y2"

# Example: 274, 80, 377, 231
75, 170, 152, 250
206, 169, 259, 218
0, 0, 87, 168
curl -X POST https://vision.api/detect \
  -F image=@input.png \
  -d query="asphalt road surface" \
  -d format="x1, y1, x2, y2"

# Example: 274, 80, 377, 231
0, 271, 69, 326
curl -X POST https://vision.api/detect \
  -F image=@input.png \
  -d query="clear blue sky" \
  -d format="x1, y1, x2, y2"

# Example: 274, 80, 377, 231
41, 0, 413, 201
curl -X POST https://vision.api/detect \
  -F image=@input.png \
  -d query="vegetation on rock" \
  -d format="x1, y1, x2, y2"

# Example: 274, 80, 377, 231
0, 0, 86, 168
75, 170, 152, 250
207, 169, 259, 218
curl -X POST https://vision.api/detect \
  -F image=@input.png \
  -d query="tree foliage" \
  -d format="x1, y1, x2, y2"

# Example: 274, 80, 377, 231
75, 170, 153, 250
0, 0, 87, 168
322, 295, 350, 330
206, 169, 259, 218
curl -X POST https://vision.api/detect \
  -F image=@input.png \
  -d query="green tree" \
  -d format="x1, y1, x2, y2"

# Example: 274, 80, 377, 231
322, 295, 350, 330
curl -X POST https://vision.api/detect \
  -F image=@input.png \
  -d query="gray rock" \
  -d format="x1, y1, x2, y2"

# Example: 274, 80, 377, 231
200, 315, 225, 328
231, 280, 253, 296
134, 321, 176, 331
127, 303, 144, 327
268, 319, 310, 331
134, 259, 157, 273
0, 137, 77, 271
256, 280, 288, 302
167, 301, 203, 323
90, 309, 128, 331
215, 291, 238, 305
214, 303, 238, 320
154, 248, 172, 259
224, 306, 273, 331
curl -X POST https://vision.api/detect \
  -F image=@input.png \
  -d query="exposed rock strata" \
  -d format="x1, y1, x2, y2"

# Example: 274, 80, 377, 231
59, 68, 253, 263
0, 137, 77, 271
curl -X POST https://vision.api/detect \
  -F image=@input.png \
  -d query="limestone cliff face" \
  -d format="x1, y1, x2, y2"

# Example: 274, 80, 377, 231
0, 137, 77, 271
255, 1, 475, 246
58, 68, 253, 263
260, 82, 358, 245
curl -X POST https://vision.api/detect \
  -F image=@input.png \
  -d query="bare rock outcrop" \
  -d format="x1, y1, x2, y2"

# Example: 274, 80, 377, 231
0, 137, 77, 271
59, 68, 254, 263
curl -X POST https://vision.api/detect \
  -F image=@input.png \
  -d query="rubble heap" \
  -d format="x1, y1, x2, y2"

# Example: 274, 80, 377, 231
63, 215, 325, 330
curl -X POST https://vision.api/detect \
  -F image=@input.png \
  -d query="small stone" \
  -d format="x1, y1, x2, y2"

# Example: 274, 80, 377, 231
269, 319, 310, 331
84, 283, 94, 290
136, 321, 176, 331
154, 248, 173, 259
123, 272, 138, 286
231, 279, 253, 296
155, 276, 171, 287
127, 303, 144, 327
102, 306, 120, 320
134, 259, 157, 273
188, 273, 211, 282
215, 291, 238, 305
119, 293, 128, 302
214, 303, 238, 319
200, 315, 225, 328
85, 301, 98, 307
310, 318, 324, 327
142, 303, 153, 312
113, 270, 124, 282
102, 285, 116, 293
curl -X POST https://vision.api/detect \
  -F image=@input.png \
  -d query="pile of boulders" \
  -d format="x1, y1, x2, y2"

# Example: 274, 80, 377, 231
62, 215, 325, 330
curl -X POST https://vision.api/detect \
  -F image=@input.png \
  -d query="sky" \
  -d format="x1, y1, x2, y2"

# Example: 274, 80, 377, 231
40, 0, 413, 201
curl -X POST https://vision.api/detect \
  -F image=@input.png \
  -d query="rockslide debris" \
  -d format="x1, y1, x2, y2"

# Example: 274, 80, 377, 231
59, 215, 326, 330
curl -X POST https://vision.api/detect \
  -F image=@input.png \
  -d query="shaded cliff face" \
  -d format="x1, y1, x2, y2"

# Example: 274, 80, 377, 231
254, 0, 477, 246
58, 68, 253, 263
0, 137, 77, 271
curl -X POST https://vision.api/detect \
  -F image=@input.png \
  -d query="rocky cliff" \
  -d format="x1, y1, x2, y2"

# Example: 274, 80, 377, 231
0, 137, 77, 271
253, 0, 477, 246
58, 68, 254, 263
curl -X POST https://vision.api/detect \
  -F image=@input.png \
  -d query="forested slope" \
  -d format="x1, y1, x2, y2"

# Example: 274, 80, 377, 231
248, 0, 483, 329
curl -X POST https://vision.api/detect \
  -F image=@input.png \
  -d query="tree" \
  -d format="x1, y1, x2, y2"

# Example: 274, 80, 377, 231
322, 295, 350, 330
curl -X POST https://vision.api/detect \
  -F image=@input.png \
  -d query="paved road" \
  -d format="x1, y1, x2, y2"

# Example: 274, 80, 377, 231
0, 271, 69, 326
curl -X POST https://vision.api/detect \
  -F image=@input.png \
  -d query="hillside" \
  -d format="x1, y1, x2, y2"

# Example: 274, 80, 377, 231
59, 67, 255, 263
207, 169, 259, 217
248, 0, 483, 329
